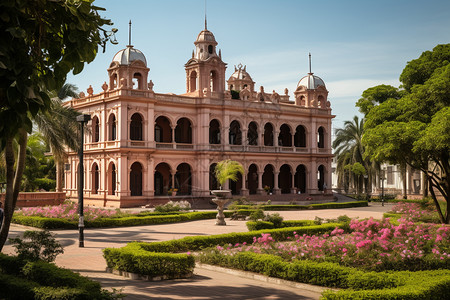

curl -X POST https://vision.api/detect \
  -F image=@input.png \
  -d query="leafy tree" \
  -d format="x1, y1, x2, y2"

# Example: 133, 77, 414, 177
351, 162, 366, 195
356, 84, 403, 115
363, 44, 450, 223
0, 0, 114, 251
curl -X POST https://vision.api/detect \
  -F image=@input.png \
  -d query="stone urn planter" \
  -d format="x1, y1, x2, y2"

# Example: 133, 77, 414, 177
211, 189, 231, 226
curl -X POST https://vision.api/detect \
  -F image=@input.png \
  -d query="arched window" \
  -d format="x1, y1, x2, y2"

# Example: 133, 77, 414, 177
247, 122, 258, 145
278, 124, 292, 146
133, 72, 142, 89
108, 114, 116, 141
264, 123, 274, 146
248, 164, 258, 194
279, 164, 292, 194
155, 116, 172, 143
175, 163, 192, 195
154, 163, 171, 196
262, 164, 274, 192
318, 165, 325, 191
209, 119, 221, 144
294, 125, 306, 147
208, 45, 213, 54
318, 95, 325, 108
175, 118, 192, 144
229, 120, 242, 145
130, 162, 142, 196
108, 163, 116, 195
92, 116, 100, 143
92, 163, 99, 194
295, 165, 307, 193
190, 71, 197, 92
318, 127, 325, 148
130, 113, 143, 141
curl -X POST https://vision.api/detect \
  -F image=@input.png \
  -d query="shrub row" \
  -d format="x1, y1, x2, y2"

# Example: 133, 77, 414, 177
246, 220, 316, 231
102, 223, 343, 277
232, 201, 368, 211
0, 254, 113, 299
103, 243, 195, 279
12, 211, 234, 229
321, 269, 450, 299
197, 251, 450, 299
197, 251, 399, 289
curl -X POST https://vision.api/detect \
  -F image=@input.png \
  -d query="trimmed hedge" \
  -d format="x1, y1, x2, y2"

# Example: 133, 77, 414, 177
103, 223, 343, 278
103, 243, 195, 279
197, 251, 450, 299
246, 220, 316, 231
0, 254, 113, 299
321, 270, 450, 299
12, 211, 234, 229
232, 201, 368, 211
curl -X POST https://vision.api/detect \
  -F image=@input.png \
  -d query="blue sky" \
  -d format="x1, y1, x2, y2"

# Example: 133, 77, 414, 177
68, 0, 450, 134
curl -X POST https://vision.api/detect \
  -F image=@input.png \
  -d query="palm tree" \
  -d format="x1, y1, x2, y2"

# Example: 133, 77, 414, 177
333, 116, 373, 195
34, 84, 80, 192
214, 160, 244, 189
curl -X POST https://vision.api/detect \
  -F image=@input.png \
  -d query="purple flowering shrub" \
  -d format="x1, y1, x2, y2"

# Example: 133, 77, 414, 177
213, 218, 450, 271
15, 202, 124, 222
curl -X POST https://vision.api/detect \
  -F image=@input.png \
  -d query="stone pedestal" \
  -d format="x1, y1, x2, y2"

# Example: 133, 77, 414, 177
211, 190, 231, 226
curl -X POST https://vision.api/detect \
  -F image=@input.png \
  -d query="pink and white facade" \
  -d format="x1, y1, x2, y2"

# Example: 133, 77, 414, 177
64, 26, 334, 208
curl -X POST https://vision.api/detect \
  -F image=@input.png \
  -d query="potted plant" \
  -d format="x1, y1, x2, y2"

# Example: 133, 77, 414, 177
168, 188, 178, 196
263, 185, 271, 195
211, 159, 244, 225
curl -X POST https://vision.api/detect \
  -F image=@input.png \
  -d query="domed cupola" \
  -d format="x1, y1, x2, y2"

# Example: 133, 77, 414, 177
294, 54, 329, 109
108, 45, 150, 91
227, 64, 255, 92
184, 21, 227, 97
297, 73, 326, 90
112, 45, 147, 66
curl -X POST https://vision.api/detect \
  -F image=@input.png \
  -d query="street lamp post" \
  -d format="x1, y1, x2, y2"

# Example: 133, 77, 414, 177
380, 169, 385, 207
76, 114, 91, 247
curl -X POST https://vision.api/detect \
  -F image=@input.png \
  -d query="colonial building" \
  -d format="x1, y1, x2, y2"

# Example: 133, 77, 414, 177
64, 25, 334, 207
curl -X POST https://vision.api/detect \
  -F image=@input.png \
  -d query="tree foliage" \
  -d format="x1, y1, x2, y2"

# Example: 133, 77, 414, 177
363, 44, 450, 223
0, 0, 114, 251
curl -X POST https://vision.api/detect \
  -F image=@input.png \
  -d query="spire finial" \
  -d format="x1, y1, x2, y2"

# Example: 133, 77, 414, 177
309, 52, 312, 74
128, 20, 132, 46
204, 0, 208, 30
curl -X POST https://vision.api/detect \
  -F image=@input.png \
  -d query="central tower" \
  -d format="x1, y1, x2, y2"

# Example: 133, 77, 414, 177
184, 23, 227, 97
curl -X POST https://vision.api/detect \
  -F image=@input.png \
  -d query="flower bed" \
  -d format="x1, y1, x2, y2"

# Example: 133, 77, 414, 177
205, 218, 450, 271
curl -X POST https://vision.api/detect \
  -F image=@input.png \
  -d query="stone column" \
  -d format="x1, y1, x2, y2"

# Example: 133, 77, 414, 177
171, 126, 176, 145
170, 170, 176, 190
291, 170, 296, 194
257, 171, 264, 194
241, 170, 249, 196
273, 171, 281, 195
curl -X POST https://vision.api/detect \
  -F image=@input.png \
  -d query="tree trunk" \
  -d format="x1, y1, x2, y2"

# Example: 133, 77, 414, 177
56, 160, 64, 192
422, 171, 428, 197
401, 163, 407, 199
0, 130, 28, 251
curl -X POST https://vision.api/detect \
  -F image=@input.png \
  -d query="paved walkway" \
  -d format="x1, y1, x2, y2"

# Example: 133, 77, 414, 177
2, 203, 393, 299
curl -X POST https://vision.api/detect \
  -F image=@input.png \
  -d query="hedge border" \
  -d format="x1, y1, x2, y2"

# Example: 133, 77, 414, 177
197, 251, 450, 300
12, 211, 234, 229
231, 201, 368, 211
102, 223, 343, 279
